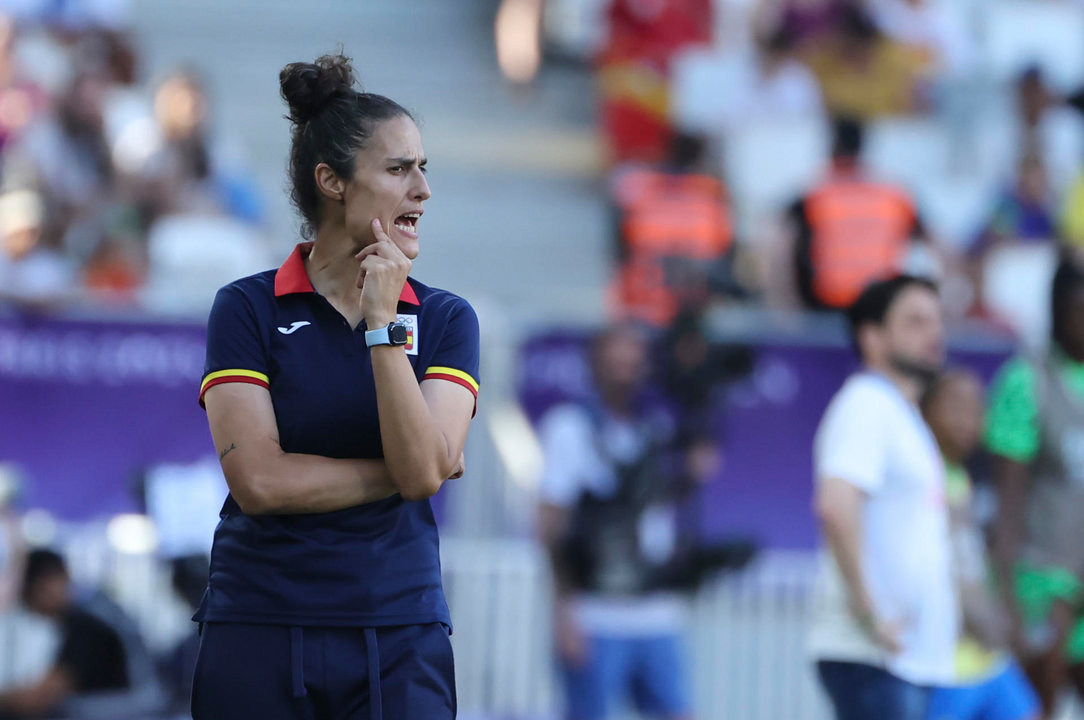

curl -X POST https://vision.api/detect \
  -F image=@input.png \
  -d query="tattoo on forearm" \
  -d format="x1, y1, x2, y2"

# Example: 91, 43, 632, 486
219, 443, 237, 461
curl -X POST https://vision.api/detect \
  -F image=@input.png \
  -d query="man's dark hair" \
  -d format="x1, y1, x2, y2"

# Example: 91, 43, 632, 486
847, 275, 939, 360
21, 548, 67, 604
832, 116, 864, 160
1051, 255, 1084, 350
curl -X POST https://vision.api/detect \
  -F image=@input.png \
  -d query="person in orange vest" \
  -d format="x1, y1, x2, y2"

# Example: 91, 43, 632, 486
789, 116, 930, 311
610, 132, 736, 327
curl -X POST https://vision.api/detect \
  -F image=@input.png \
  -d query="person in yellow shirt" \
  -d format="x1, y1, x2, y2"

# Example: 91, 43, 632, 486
803, 5, 930, 120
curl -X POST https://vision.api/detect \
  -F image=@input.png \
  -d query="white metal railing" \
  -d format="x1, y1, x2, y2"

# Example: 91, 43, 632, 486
443, 540, 830, 720
7, 530, 1083, 720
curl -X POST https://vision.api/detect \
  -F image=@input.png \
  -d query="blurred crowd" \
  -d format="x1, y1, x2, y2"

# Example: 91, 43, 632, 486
594, 0, 1084, 346
0, 1, 268, 316
7, 0, 1084, 719
539, 0, 1084, 717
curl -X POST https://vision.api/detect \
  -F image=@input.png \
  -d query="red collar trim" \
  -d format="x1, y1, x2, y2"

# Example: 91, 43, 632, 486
399, 278, 420, 305
274, 241, 420, 306
274, 242, 315, 296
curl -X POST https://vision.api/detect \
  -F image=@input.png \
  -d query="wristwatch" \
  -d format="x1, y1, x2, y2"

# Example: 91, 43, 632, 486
365, 321, 409, 348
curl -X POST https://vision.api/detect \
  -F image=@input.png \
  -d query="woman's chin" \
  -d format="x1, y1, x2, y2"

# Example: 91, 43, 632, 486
395, 237, 420, 260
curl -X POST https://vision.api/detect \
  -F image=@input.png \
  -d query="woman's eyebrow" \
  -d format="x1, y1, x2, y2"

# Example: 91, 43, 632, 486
386, 156, 427, 166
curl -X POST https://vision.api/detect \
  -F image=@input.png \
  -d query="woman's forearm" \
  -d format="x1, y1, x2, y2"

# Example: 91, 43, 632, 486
207, 383, 400, 515
241, 453, 398, 514
369, 345, 458, 501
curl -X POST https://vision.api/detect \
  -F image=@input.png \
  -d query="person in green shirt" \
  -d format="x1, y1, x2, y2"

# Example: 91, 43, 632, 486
986, 257, 1084, 717
923, 370, 1040, 720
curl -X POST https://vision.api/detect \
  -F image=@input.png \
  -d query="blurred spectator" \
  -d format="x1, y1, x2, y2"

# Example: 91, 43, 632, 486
0, 465, 21, 614
734, 28, 823, 122
609, 132, 734, 327
80, 219, 144, 304
671, 28, 822, 134
0, 549, 128, 718
971, 151, 1056, 257
1058, 154, 1084, 252
0, 14, 43, 153
1009, 66, 1084, 202
2, 0, 131, 32
869, 0, 973, 78
537, 324, 712, 720
658, 306, 753, 435
986, 257, 1084, 717
3, 69, 115, 218
921, 370, 1041, 720
803, 4, 930, 120
0, 189, 76, 308
597, 0, 713, 166
157, 555, 206, 716
119, 69, 263, 225
1018, 67, 1055, 144
788, 117, 930, 311
810, 276, 956, 720
752, 0, 849, 50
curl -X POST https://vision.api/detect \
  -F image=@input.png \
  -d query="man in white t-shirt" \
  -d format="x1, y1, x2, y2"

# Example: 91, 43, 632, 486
810, 275, 958, 720
538, 324, 706, 720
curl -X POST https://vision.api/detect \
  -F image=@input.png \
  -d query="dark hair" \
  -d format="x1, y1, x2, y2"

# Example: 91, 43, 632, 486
763, 27, 794, 55
840, 5, 878, 43
280, 53, 412, 239
1051, 255, 1084, 349
667, 131, 707, 171
847, 275, 938, 360
832, 116, 864, 160
919, 367, 978, 415
588, 322, 649, 370
21, 548, 67, 603
1018, 64, 1044, 88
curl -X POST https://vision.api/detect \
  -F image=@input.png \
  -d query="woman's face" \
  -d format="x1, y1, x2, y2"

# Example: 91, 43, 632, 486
341, 114, 431, 259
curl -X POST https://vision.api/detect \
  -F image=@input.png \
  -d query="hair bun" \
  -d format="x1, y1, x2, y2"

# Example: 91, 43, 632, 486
280, 53, 357, 125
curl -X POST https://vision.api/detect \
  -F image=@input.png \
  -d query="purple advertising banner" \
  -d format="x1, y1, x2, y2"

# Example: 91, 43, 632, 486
518, 328, 1014, 550
0, 312, 211, 520
0, 311, 454, 525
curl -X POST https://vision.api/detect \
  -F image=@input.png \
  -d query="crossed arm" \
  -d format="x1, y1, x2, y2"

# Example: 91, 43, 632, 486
203, 373, 473, 515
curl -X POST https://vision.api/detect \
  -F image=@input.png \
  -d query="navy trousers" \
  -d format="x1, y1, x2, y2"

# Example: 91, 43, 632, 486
191, 622, 455, 720
817, 660, 930, 720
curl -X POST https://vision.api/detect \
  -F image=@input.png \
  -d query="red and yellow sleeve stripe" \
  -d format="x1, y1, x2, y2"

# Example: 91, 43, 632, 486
423, 366, 479, 399
199, 369, 270, 408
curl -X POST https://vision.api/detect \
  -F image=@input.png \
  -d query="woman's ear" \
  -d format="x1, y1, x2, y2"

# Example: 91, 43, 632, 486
315, 163, 345, 202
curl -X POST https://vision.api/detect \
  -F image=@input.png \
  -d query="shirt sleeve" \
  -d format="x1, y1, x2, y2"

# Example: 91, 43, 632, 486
814, 382, 891, 493
985, 357, 1040, 463
537, 405, 594, 508
199, 284, 270, 408
421, 298, 480, 412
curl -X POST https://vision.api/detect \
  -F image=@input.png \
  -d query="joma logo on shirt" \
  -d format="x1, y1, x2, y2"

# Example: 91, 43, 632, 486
277, 321, 311, 335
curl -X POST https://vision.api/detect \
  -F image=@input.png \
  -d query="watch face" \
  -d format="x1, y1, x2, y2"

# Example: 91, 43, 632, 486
388, 323, 409, 345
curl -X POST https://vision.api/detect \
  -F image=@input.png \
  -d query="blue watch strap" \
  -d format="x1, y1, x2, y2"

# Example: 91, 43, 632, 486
365, 325, 393, 347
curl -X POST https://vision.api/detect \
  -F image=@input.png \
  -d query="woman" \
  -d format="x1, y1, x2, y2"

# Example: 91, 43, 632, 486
192, 53, 479, 720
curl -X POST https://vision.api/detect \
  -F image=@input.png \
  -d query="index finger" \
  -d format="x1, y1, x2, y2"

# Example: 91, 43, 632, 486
372, 218, 395, 244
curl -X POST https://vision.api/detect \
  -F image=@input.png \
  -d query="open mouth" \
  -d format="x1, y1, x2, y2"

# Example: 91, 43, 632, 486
394, 213, 421, 234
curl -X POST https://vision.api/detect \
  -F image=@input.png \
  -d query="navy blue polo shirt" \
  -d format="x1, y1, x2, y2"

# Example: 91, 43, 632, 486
194, 241, 480, 627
